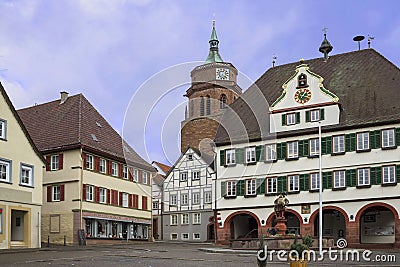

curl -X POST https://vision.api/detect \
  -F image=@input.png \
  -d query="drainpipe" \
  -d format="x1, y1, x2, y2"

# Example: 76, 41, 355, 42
80, 147, 84, 236
38, 211, 40, 248
213, 145, 218, 244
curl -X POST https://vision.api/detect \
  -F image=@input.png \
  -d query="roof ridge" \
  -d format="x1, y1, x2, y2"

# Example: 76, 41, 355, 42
17, 93, 82, 111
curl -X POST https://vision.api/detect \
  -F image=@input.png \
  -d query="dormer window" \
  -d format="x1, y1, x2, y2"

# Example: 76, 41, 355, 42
297, 73, 308, 88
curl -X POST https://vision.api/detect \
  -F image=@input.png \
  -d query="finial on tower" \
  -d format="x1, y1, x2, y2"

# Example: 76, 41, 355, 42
319, 27, 333, 62
205, 20, 223, 63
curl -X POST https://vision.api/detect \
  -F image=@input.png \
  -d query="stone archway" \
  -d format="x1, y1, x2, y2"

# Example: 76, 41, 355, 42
224, 211, 260, 240
266, 209, 302, 235
310, 206, 348, 243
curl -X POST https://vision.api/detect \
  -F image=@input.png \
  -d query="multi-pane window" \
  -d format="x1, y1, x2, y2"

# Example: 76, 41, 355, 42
181, 194, 188, 205
193, 233, 200, 239
122, 193, 129, 207
170, 214, 178, 225
123, 165, 128, 179
382, 166, 395, 184
187, 154, 193, 161
170, 195, 177, 206
99, 158, 106, 173
0, 159, 11, 182
226, 149, 236, 165
310, 173, 320, 190
86, 154, 94, 170
310, 109, 320, 122
52, 185, 61, 201
226, 181, 236, 197
286, 113, 296, 125
204, 192, 212, 203
288, 175, 299, 192
99, 188, 106, 203
357, 132, 369, 151
192, 193, 200, 204
51, 155, 59, 170
193, 213, 201, 224
171, 233, 178, 240
182, 233, 189, 240
309, 138, 320, 156
86, 185, 94, 201
143, 172, 149, 184
246, 147, 256, 163
246, 179, 256, 196
357, 168, 370, 186
287, 141, 298, 159
192, 171, 200, 180
382, 129, 395, 148
181, 214, 189, 224
0, 119, 6, 139
266, 144, 277, 161
333, 135, 345, 154
133, 169, 139, 182
20, 164, 33, 186
267, 178, 277, 194
111, 162, 118, 176
153, 201, 159, 210
180, 172, 188, 182
333, 170, 346, 188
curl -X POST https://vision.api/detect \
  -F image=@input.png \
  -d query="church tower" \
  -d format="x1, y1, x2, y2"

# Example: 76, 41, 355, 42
180, 21, 242, 154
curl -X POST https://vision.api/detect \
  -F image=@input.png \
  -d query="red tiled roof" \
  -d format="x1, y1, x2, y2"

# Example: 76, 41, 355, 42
152, 161, 172, 175
18, 93, 153, 171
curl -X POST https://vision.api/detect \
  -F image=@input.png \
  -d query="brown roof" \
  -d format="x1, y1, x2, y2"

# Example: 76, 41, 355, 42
215, 49, 400, 145
152, 161, 172, 175
18, 93, 153, 171
0, 83, 46, 164
152, 173, 166, 186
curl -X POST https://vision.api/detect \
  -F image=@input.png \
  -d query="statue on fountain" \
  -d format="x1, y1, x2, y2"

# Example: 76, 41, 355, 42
273, 192, 289, 235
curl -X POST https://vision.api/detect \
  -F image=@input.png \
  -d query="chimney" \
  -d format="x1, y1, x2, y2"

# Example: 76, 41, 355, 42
60, 91, 69, 104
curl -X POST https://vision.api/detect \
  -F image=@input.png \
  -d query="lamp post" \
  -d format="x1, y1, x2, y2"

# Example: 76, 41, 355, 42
318, 121, 323, 255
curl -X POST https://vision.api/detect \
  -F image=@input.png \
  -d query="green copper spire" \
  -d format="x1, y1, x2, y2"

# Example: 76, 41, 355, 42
205, 20, 223, 63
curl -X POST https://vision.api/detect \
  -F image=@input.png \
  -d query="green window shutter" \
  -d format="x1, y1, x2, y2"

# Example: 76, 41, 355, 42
305, 111, 310, 122
370, 167, 376, 185
277, 142, 286, 160
282, 114, 286, 126
375, 167, 382, 185
296, 112, 301, 124
323, 172, 332, 189
299, 140, 308, 157
320, 108, 325, 121
257, 178, 266, 194
396, 165, 400, 183
300, 174, 310, 191
220, 150, 225, 166
236, 148, 244, 164
396, 128, 400, 146
256, 145, 264, 162
221, 181, 226, 197
321, 137, 327, 155
237, 180, 245, 196
277, 176, 287, 193
346, 169, 355, 187
370, 130, 381, 149
345, 133, 356, 152
326, 136, 332, 154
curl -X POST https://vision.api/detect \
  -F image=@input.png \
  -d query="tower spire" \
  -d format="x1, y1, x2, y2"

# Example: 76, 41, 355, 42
319, 27, 333, 62
205, 20, 223, 63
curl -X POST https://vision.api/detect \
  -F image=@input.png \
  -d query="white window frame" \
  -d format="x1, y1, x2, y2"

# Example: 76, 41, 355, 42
152, 201, 159, 210
180, 172, 188, 182
133, 169, 138, 182
51, 155, 59, 171
357, 132, 370, 151
187, 154, 193, 161
357, 168, 370, 186
287, 141, 298, 159
0, 119, 6, 139
382, 129, 395, 148
333, 135, 345, 154
181, 214, 189, 225
192, 192, 200, 204
204, 191, 212, 204
170, 214, 178, 226
267, 177, 277, 194
99, 188, 106, 203
382, 166, 395, 184
99, 158, 106, 173
181, 233, 189, 240
193, 233, 201, 239
181, 194, 188, 205
310, 109, 320, 122
122, 165, 128, 179
286, 113, 296, 125
142, 172, 149, 184
170, 195, 177, 206
52, 185, 61, 201
310, 173, 320, 190
288, 175, 299, 192
122, 193, 129, 207
111, 162, 118, 177
245, 146, 256, 163
20, 164, 33, 187
266, 144, 276, 161
86, 185, 94, 201
86, 154, 94, 170
246, 179, 256, 196
193, 213, 201, 224
192, 171, 200, 180
333, 170, 345, 188
171, 233, 178, 240
0, 159, 11, 183
226, 181, 236, 197
309, 138, 320, 156
225, 149, 236, 165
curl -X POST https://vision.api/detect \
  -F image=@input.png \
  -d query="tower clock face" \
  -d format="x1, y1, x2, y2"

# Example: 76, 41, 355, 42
216, 68, 229, 80
294, 88, 312, 104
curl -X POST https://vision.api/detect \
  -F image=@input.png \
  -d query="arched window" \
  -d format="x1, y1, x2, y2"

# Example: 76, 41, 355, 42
206, 95, 211, 115
200, 96, 205, 116
190, 99, 194, 117
220, 94, 227, 109
297, 73, 308, 88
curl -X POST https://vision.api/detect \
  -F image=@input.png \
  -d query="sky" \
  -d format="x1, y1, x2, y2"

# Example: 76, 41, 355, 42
1, 0, 400, 166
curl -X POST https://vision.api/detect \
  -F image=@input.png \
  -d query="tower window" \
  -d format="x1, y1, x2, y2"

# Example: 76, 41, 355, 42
206, 95, 211, 115
297, 73, 308, 88
220, 94, 227, 109
200, 96, 205, 116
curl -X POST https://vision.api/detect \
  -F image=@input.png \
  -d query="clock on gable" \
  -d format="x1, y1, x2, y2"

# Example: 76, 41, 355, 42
294, 88, 312, 104
216, 68, 229, 80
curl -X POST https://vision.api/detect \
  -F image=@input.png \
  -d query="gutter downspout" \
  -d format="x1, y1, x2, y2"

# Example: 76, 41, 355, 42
80, 147, 84, 237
